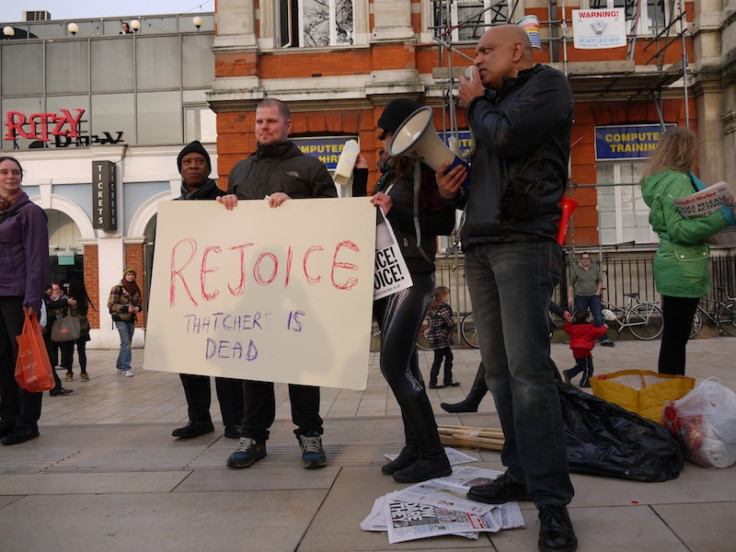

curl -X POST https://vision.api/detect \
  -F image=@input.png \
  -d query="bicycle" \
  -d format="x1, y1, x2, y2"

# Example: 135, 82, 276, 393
600, 292, 663, 340
689, 287, 736, 338
460, 312, 479, 349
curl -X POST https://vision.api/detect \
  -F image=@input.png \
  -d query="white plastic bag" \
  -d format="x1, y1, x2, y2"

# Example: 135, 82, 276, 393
663, 377, 736, 468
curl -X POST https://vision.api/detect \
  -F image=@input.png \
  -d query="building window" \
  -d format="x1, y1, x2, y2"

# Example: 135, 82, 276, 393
591, 0, 667, 35
596, 161, 658, 245
279, 0, 354, 47
432, 0, 510, 43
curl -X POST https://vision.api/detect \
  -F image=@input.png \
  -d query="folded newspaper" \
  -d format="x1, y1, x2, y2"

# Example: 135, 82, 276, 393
670, 181, 736, 246
360, 466, 525, 544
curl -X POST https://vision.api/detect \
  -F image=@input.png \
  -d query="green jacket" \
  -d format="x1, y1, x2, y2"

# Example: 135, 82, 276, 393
641, 170, 732, 298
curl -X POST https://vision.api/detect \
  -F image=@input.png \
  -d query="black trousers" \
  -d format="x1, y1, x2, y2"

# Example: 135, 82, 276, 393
179, 373, 245, 427
0, 297, 43, 432
240, 380, 322, 442
658, 295, 699, 376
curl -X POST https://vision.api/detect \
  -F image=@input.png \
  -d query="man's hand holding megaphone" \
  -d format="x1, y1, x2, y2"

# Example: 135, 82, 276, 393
436, 66, 483, 201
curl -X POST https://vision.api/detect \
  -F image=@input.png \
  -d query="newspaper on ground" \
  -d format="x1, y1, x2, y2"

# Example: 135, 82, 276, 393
385, 446, 478, 466
670, 181, 733, 219
360, 466, 525, 544
390, 480, 497, 516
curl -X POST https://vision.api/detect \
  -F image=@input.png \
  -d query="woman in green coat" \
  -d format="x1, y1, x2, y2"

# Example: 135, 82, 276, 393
641, 127, 736, 375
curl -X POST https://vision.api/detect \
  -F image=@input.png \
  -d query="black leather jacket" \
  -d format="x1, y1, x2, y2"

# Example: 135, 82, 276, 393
456, 64, 574, 247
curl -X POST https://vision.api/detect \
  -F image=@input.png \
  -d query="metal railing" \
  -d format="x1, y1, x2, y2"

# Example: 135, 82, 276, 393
433, 250, 736, 323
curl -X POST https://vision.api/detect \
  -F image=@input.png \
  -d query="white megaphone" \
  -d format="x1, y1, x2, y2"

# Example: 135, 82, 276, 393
388, 106, 471, 190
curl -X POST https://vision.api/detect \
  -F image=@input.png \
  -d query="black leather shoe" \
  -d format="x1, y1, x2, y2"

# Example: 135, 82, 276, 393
444, 381, 461, 387
50, 388, 74, 396
381, 446, 419, 475
1, 428, 40, 446
224, 426, 241, 439
440, 400, 479, 413
538, 504, 577, 552
428, 383, 444, 389
466, 472, 530, 504
172, 420, 215, 438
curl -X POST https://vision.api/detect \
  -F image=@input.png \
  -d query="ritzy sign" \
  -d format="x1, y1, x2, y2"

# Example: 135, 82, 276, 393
4, 108, 124, 147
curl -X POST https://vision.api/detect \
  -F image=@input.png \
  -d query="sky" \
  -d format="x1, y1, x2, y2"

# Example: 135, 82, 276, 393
0, 0, 215, 23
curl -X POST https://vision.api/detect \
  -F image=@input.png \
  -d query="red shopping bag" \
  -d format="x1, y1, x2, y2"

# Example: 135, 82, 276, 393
15, 313, 55, 392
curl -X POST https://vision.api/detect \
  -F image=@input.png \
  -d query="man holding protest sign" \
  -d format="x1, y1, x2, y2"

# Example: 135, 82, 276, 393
218, 98, 336, 470
170, 141, 245, 440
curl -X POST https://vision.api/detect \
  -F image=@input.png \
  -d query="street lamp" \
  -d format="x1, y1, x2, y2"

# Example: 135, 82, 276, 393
130, 19, 141, 33
3, 26, 15, 38
67, 22, 79, 36
192, 16, 203, 30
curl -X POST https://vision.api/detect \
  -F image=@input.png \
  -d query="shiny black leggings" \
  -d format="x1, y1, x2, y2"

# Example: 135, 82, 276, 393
374, 272, 434, 401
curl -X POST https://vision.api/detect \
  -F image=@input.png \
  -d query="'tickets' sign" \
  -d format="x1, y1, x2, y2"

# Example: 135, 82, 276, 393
92, 161, 117, 231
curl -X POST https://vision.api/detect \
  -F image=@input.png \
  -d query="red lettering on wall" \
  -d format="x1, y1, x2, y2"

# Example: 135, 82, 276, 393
4, 108, 85, 142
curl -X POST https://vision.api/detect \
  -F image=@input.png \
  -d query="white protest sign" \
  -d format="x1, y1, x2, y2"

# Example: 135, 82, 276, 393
144, 198, 375, 390
374, 210, 413, 300
572, 9, 626, 49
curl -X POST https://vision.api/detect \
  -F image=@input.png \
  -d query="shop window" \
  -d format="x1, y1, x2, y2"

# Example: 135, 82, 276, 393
432, 0, 510, 43
596, 161, 658, 245
278, 0, 354, 47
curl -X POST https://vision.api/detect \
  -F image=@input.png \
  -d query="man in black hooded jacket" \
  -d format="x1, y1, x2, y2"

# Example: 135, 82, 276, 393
170, 141, 245, 439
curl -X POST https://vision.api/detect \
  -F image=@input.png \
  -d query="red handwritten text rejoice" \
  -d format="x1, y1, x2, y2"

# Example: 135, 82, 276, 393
169, 238, 361, 307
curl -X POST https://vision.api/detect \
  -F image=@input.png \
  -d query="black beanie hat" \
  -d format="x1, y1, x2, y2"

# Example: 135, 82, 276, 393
377, 99, 422, 134
177, 141, 211, 174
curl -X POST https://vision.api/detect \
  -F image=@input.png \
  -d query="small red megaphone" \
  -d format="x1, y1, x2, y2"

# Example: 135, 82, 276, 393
557, 196, 578, 245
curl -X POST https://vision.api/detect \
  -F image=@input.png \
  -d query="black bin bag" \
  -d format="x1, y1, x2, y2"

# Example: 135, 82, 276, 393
558, 381, 683, 482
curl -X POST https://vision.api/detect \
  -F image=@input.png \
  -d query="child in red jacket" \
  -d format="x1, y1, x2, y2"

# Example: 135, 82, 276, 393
563, 310, 609, 387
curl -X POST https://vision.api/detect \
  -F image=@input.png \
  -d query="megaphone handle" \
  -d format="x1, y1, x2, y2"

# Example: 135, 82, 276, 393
448, 156, 471, 191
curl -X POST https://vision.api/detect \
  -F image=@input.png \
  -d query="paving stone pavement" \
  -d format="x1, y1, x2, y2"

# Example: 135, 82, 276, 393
1, 336, 735, 552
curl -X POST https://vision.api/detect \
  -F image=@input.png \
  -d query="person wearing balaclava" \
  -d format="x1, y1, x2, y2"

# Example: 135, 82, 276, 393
169, 141, 245, 440
368, 98, 456, 483
107, 268, 142, 377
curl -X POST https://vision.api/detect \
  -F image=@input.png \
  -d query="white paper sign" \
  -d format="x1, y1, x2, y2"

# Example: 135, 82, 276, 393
373, 210, 413, 300
572, 9, 626, 49
144, 198, 376, 390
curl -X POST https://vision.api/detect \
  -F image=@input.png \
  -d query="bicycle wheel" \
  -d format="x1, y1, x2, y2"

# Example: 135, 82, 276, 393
717, 300, 736, 337
416, 316, 431, 350
461, 313, 480, 349
689, 309, 703, 339
627, 302, 663, 340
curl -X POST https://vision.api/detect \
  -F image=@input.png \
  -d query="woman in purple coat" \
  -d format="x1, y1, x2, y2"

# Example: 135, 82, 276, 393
0, 156, 50, 445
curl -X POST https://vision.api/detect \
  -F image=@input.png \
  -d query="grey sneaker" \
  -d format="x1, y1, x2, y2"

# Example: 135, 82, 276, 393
298, 432, 327, 469
227, 437, 267, 469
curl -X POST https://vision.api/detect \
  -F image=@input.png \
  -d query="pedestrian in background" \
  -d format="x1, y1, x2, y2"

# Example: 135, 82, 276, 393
107, 268, 141, 377
68, 279, 93, 382
427, 286, 458, 389
568, 252, 614, 347
563, 310, 608, 388
0, 156, 50, 445
641, 126, 736, 376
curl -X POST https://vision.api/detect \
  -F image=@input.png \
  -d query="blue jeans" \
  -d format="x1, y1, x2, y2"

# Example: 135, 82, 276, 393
465, 241, 574, 507
573, 294, 610, 343
114, 320, 135, 372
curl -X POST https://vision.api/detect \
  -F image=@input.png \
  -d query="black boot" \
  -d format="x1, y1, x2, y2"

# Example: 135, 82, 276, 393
440, 363, 488, 413
393, 393, 452, 483
382, 412, 419, 475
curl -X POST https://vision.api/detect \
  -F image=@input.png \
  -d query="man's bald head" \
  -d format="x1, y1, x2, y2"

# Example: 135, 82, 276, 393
473, 25, 534, 90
